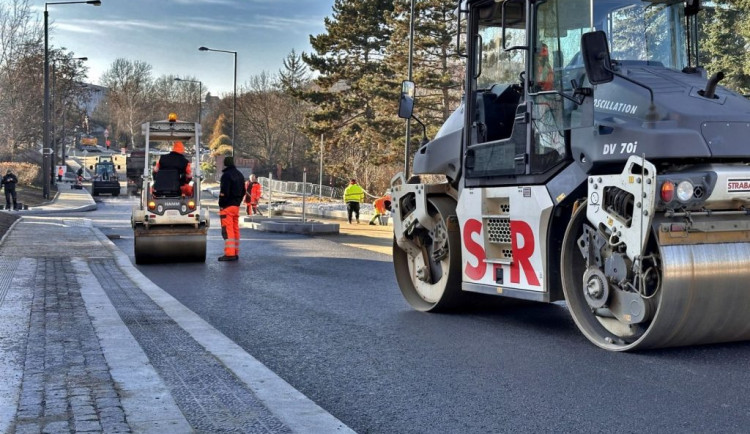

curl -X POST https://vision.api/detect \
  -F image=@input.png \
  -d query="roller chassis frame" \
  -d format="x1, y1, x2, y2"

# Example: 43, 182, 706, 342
391, 173, 458, 265
391, 155, 750, 350
131, 206, 210, 229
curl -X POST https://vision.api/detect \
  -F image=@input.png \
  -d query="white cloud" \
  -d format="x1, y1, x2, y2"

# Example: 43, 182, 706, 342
237, 15, 322, 32
172, 0, 237, 5
54, 17, 234, 34
55, 23, 102, 35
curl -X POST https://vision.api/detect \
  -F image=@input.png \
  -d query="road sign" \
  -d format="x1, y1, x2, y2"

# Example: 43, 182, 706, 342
104, 128, 109, 138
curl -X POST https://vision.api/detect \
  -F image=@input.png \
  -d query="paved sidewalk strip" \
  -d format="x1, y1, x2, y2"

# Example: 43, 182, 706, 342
72, 258, 189, 433
13, 258, 129, 434
88, 259, 291, 433
0, 258, 34, 434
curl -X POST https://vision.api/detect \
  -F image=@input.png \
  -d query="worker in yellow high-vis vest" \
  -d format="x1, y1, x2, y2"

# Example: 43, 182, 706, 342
343, 179, 365, 224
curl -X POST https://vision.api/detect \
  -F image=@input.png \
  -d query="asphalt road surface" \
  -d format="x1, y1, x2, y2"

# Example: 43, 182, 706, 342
77, 196, 750, 433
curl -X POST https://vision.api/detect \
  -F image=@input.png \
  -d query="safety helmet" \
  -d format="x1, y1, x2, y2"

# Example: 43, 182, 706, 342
173, 141, 185, 154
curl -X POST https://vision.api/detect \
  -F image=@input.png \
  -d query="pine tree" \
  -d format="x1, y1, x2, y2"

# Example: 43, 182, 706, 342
279, 50, 312, 179
384, 0, 463, 165
278, 49, 309, 96
301, 0, 396, 192
701, 0, 750, 93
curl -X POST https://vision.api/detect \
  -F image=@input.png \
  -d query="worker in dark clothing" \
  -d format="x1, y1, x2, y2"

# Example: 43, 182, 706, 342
218, 156, 245, 261
154, 141, 193, 196
2, 169, 18, 211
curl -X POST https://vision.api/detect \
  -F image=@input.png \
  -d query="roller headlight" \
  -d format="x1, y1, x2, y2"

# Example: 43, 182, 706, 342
181, 204, 187, 213
157, 204, 164, 213
676, 181, 694, 202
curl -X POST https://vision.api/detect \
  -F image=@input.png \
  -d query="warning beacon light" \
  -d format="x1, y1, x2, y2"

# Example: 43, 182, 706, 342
168, 112, 178, 123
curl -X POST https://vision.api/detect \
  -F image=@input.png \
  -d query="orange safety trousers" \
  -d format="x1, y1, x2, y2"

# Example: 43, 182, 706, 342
219, 206, 240, 257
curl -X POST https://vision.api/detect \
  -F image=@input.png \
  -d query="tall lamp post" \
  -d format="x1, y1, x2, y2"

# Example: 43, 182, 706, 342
198, 46, 236, 156
44, 0, 101, 198
173, 77, 202, 124
404, 0, 416, 177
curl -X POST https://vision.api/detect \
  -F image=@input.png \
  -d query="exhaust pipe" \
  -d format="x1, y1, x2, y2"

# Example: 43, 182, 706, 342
702, 71, 725, 99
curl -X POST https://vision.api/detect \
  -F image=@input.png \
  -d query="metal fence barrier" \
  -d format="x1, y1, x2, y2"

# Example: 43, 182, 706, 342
257, 177, 341, 200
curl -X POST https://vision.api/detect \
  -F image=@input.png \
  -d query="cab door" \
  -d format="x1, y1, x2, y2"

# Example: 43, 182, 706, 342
458, 0, 593, 298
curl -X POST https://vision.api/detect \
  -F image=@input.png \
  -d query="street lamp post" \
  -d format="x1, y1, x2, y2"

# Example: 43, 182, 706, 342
404, 0, 416, 178
198, 46, 236, 156
319, 133, 324, 199
174, 77, 202, 124
44, 0, 100, 198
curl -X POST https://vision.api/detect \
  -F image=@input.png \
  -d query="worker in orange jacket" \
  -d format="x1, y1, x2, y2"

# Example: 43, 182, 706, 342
244, 174, 262, 216
369, 194, 392, 225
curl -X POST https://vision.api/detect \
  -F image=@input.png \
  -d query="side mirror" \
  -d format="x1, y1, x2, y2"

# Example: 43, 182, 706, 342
398, 80, 415, 119
581, 31, 614, 85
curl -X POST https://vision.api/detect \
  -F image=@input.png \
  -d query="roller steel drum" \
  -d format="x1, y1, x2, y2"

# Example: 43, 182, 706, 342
134, 226, 207, 264
563, 204, 750, 351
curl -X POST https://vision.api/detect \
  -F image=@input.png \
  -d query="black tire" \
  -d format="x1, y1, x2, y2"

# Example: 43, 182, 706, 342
393, 196, 463, 312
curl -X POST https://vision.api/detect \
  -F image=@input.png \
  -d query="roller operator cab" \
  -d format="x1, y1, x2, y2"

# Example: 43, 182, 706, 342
131, 113, 209, 265
392, 0, 750, 351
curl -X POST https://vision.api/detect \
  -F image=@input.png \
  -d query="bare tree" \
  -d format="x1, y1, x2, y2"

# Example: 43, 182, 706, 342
0, 0, 42, 160
100, 58, 153, 148
237, 71, 304, 177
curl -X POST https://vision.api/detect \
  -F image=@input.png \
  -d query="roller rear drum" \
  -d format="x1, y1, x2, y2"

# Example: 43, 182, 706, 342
134, 225, 207, 265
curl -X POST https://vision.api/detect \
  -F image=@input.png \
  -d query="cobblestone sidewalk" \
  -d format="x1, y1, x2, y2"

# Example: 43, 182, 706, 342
0, 217, 352, 433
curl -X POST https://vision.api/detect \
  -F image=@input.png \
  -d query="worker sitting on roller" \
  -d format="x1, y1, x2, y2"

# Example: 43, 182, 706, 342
153, 141, 193, 197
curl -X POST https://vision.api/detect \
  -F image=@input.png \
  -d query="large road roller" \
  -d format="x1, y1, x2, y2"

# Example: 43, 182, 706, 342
391, 0, 750, 351
131, 113, 209, 264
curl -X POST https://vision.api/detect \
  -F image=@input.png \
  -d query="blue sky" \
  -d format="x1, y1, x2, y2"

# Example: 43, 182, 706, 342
32, 0, 334, 95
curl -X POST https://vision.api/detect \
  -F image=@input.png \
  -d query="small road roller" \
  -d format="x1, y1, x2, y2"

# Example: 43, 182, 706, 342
131, 113, 209, 264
